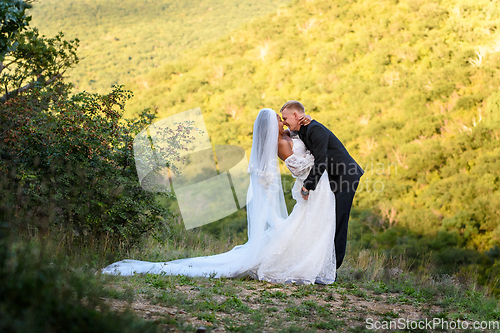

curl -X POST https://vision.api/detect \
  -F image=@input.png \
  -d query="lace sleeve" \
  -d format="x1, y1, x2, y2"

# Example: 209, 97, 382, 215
284, 153, 314, 179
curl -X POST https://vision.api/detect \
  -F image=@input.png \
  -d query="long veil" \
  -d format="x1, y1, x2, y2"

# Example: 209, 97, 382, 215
102, 108, 288, 277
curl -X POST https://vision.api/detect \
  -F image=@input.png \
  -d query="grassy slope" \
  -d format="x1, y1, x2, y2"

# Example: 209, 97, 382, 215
118, 0, 500, 253
102, 246, 500, 332
6, 232, 498, 333
29, 0, 289, 93
97, 229, 500, 332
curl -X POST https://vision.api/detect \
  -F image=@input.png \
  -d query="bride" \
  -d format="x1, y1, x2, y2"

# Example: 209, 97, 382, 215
102, 108, 337, 284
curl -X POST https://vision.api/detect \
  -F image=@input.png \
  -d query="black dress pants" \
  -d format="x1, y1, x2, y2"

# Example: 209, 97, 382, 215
334, 181, 359, 269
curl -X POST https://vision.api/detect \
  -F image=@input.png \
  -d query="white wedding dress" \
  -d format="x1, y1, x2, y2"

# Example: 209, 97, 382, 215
102, 109, 336, 284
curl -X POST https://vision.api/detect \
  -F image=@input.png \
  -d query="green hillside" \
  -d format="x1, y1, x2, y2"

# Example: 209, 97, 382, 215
25, 0, 500, 287
120, 0, 500, 266
28, 0, 289, 93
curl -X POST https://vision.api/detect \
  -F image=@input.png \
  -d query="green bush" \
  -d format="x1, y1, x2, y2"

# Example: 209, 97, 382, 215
0, 238, 160, 333
0, 82, 181, 245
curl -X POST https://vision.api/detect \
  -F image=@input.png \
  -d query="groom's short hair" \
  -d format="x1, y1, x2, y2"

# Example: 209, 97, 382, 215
280, 100, 305, 114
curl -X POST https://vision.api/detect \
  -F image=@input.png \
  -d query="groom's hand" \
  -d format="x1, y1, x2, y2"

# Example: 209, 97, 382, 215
301, 186, 309, 201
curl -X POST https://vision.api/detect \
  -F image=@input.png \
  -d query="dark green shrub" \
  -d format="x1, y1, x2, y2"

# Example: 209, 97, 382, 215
0, 82, 191, 245
0, 238, 160, 333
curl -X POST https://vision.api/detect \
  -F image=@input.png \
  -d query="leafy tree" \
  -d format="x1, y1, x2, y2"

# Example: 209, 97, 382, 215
0, 1, 195, 245
0, 0, 32, 60
1, 0, 79, 103
0, 27, 79, 102
1, 82, 176, 243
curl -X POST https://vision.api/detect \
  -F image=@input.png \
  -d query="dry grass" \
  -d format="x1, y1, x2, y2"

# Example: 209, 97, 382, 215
101, 240, 500, 332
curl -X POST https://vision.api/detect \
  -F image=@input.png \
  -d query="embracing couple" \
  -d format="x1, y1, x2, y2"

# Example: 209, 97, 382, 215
103, 101, 364, 285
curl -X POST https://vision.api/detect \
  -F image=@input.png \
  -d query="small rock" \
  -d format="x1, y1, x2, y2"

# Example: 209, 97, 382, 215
196, 327, 207, 333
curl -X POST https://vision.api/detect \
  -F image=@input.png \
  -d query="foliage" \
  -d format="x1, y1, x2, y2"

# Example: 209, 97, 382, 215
0, 27, 79, 102
29, 0, 289, 93
0, 0, 32, 61
0, 1, 206, 245
0, 81, 194, 244
0, 238, 160, 333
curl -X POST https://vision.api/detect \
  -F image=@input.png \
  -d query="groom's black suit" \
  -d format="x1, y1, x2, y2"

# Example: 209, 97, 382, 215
298, 120, 364, 269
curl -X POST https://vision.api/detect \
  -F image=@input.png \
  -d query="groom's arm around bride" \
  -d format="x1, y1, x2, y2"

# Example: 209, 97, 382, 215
280, 100, 364, 270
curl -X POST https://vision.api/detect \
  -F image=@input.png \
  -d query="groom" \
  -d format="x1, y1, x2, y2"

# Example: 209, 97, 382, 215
280, 100, 364, 270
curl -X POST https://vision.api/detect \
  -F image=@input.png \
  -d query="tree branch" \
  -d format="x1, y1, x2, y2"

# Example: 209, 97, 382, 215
3, 58, 20, 69
0, 73, 63, 103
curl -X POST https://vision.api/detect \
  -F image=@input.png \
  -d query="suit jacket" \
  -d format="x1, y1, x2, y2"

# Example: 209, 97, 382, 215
298, 120, 364, 194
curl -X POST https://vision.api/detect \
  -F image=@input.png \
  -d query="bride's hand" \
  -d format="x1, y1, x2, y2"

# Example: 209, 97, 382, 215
298, 114, 312, 126
301, 186, 309, 200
